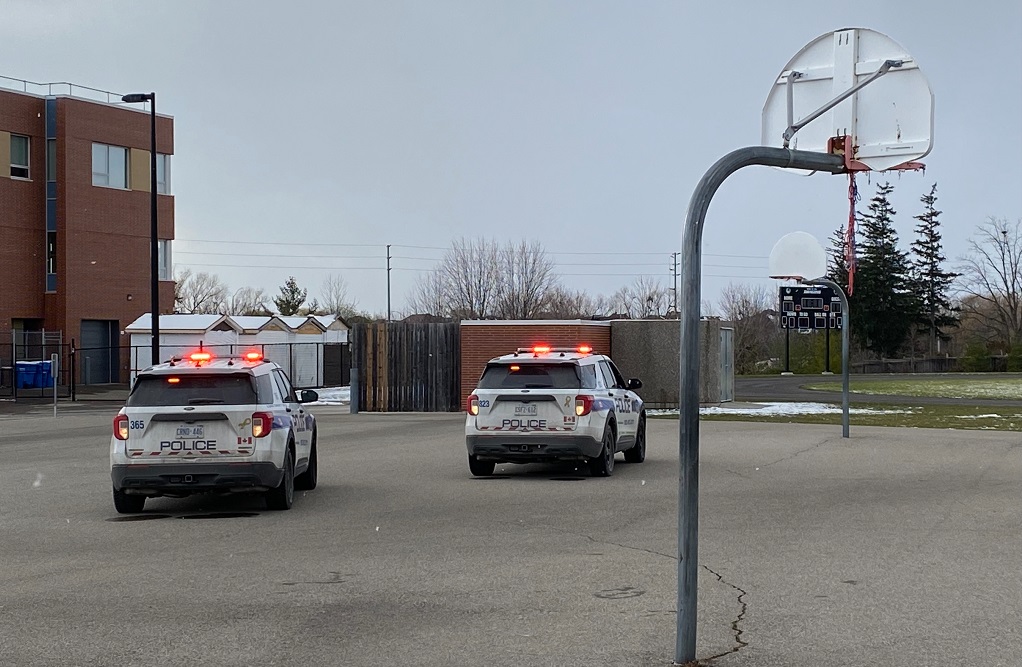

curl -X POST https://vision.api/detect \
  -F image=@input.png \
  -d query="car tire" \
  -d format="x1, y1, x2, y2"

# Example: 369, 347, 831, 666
294, 432, 318, 491
113, 487, 146, 514
624, 414, 646, 463
266, 447, 295, 511
589, 423, 616, 477
468, 455, 495, 477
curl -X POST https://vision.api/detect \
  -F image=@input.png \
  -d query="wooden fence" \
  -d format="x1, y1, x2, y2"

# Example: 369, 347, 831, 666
351, 322, 461, 412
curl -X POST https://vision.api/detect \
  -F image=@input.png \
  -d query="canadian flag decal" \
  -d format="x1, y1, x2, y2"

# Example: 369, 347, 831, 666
237, 436, 253, 445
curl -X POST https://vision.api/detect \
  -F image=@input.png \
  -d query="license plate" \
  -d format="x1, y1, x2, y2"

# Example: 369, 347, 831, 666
514, 404, 538, 416
176, 425, 204, 438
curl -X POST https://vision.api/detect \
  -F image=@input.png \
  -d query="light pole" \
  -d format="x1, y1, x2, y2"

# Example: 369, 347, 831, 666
121, 92, 159, 364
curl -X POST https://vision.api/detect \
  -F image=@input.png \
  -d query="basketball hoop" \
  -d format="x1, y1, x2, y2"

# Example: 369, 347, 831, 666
762, 28, 934, 173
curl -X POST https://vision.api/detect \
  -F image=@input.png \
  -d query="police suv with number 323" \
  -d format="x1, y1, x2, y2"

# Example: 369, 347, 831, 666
465, 345, 646, 477
109, 350, 319, 514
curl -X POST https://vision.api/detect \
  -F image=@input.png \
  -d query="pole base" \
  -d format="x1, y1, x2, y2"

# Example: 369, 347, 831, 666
781, 371, 794, 376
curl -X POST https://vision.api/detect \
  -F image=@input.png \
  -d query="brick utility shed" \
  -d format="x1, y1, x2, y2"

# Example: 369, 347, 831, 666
460, 320, 611, 406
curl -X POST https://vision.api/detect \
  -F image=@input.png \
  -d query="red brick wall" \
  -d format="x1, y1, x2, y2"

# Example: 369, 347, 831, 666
460, 322, 612, 404
0, 90, 175, 381
58, 98, 175, 372
0, 91, 47, 333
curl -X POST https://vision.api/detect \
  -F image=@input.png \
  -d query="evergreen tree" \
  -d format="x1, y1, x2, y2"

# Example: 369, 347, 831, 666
909, 184, 959, 354
852, 182, 918, 357
273, 276, 308, 316
827, 224, 850, 293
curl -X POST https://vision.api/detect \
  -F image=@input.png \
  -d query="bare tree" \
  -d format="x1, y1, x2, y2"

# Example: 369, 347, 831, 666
494, 240, 559, 319
440, 238, 501, 319
956, 216, 1022, 351
543, 287, 610, 319
319, 274, 358, 319
405, 269, 448, 317
226, 287, 271, 316
403, 238, 501, 319
612, 276, 669, 318
718, 282, 775, 374
175, 269, 228, 314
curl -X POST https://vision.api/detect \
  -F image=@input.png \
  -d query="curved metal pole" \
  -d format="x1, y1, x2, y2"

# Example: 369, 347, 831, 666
806, 277, 850, 437
676, 146, 845, 664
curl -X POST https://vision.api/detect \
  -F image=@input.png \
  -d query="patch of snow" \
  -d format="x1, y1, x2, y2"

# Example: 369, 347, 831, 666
309, 386, 350, 406
649, 402, 916, 416
953, 414, 1003, 419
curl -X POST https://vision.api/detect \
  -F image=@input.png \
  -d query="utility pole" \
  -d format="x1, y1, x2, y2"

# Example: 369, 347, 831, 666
670, 252, 680, 313
386, 244, 392, 322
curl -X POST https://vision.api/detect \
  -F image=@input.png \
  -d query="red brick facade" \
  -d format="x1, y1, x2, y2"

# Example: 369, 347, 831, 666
459, 321, 612, 405
1, 88, 175, 380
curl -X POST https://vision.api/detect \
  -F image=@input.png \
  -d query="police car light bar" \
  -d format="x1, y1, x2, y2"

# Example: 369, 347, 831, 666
513, 345, 596, 356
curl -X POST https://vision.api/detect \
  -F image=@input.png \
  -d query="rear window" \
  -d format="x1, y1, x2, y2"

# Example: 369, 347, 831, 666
477, 362, 580, 389
127, 373, 258, 407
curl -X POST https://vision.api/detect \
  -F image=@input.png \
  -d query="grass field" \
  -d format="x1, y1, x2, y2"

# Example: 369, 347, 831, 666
649, 376, 1022, 431
802, 377, 1022, 400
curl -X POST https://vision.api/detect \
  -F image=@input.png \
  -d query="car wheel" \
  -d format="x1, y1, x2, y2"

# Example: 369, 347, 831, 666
112, 487, 146, 514
266, 447, 295, 511
468, 454, 495, 477
294, 432, 318, 491
624, 415, 646, 463
589, 423, 616, 477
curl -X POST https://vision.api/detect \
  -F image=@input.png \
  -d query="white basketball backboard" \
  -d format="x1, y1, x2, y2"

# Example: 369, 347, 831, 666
762, 28, 934, 172
769, 231, 827, 281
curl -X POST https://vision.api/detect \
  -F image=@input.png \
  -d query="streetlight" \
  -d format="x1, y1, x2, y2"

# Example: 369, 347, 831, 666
121, 91, 159, 364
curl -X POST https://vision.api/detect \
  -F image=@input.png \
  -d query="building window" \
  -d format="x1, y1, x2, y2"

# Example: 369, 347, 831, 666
46, 232, 57, 274
46, 139, 56, 181
92, 143, 128, 188
156, 153, 171, 194
10, 134, 29, 178
158, 239, 172, 280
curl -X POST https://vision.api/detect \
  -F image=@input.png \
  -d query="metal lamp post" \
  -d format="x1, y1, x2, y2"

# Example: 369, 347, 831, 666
121, 92, 159, 364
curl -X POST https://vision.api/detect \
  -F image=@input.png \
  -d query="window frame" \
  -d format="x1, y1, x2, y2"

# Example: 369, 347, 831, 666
91, 142, 129, 189
10, 134, 29, 179
157, 240, 172, 281
156, 153, 171, 194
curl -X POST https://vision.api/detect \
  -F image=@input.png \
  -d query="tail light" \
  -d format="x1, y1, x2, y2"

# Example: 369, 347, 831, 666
575, 395, 594, 417
251, 411, 274, 438
113, 414, 129, 440
467, 394, 480, 416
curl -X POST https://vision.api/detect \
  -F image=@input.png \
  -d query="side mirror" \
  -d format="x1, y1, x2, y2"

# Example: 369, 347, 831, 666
299, 389, 319, 403
627, 378, 642, 390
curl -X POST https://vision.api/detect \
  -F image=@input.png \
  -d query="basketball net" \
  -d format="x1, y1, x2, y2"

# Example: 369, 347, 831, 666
844, 172, 859, 295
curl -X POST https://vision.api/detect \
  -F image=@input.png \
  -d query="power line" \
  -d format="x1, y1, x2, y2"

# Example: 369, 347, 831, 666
174, 238, 766, 260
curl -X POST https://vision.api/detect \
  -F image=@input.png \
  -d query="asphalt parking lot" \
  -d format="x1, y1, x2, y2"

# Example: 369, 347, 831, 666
1, 407, 1019, 666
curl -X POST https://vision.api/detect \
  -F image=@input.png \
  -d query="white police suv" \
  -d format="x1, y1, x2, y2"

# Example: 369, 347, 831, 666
465, 345, 646, 477
110, 349, 319, 514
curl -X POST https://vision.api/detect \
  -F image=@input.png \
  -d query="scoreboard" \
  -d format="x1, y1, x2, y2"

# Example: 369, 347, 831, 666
779, 285, 842, 330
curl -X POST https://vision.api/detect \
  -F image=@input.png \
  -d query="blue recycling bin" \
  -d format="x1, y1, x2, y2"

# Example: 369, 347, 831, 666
15, 361, 36, 389
39, 360, 53, 388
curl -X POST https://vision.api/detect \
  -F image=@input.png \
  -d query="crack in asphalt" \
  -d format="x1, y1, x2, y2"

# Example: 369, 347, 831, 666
548, 526, 676, 561
539, 524, 751, 664
759, 434, 839, 469
700, 565, 749, 663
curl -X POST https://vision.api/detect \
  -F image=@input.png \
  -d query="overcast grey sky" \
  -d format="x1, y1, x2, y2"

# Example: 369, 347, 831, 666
3, 0, 1020, 316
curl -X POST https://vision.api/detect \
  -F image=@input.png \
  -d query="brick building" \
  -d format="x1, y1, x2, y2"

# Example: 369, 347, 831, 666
1, 79, 175, 383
